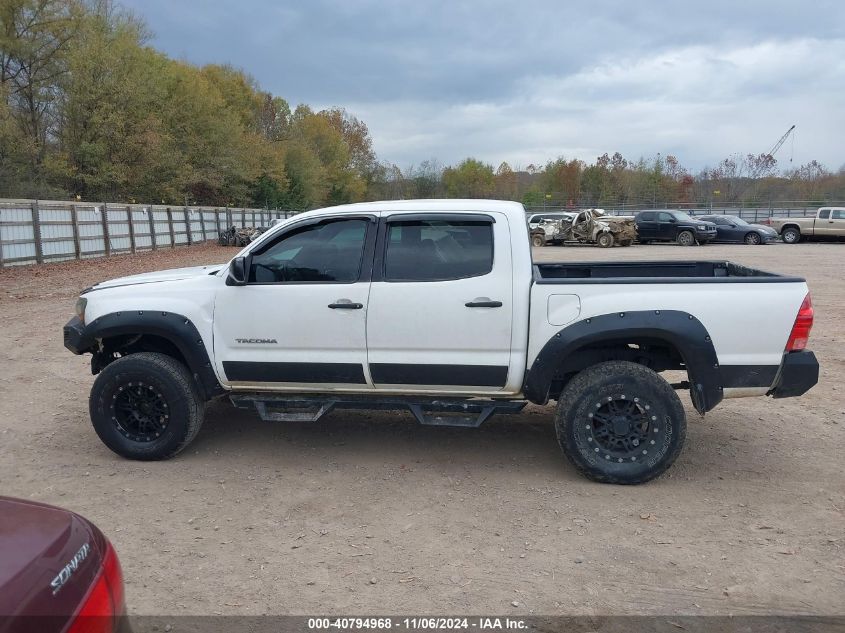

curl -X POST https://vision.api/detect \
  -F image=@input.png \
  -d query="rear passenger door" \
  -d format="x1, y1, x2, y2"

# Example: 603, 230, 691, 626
656, 212, 677, 240
637, 212, 657, 240
365, 213, 515, 393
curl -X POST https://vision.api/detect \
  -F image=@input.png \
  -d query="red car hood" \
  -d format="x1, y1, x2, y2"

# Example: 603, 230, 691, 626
0, 496, 105, 625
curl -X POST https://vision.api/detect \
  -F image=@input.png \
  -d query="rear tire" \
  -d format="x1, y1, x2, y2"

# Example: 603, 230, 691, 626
89, 352, 205, 460
782, 227, 801, 244
554, 361, 686, 484
596, 232, 614, 248
744, 232, 762, 245
676, 230, 695, 246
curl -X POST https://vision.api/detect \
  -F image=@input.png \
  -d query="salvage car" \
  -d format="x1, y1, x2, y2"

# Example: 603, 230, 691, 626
763, 207, 845, 244
530, 209, 636, 248
64, 200, 819, 484
697, 215, 778, 245
0, 496, 128, 633
635, 210, 717, 245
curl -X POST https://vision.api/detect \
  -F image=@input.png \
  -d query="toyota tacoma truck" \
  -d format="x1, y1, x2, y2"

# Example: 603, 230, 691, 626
64, 200, 819, 484
764, 207, 845, 244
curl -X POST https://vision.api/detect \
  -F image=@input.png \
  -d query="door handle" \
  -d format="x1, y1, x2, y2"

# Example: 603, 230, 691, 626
328, 301, 363, 309
465, 299, 503, 308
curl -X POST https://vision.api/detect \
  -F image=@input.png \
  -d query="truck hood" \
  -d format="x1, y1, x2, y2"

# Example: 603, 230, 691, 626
87, 264, 224, 292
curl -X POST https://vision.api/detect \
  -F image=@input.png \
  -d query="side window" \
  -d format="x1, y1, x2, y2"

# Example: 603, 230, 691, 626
657, 212, 674, 222
248, 218, 368, 283
384, 219, 494, 282
639, 212, 654, 221
819, 209, 830, 219
833, 210, 845, 220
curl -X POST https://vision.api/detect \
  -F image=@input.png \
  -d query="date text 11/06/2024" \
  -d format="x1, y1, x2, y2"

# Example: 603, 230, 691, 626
307, 617, 528, 630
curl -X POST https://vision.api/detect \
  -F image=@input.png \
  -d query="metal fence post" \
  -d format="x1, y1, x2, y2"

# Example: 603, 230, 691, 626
31, 200, 44, 264
127, 206, 137, 253
184, 207, 192, 245
70, 204, 81, 259
199, 208, 206, 241
166, 207, 175, 247
147, 207, 157, 250
101, 202, 111, 256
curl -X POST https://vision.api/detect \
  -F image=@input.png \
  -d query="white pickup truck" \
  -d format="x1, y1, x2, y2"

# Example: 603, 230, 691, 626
64, 200, 819, 484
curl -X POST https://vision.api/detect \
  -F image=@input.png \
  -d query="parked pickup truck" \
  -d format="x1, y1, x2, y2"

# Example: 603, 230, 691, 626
635, 210, 717, 245
64, 200, 819, 484
764, 207, 845, 244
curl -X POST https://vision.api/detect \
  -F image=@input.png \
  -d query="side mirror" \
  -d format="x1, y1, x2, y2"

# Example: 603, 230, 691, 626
668, 217, 677, 223
227, 256, 248, 286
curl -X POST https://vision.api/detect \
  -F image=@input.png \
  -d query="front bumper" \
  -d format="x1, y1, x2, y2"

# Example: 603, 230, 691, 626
696, 230, 717, 242
770, 350, 819, 398
63, 316, 92, 354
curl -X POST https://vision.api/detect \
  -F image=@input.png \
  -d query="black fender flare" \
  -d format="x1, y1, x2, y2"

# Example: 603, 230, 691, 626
523, 310, 722, 413
63, 311, 224, 400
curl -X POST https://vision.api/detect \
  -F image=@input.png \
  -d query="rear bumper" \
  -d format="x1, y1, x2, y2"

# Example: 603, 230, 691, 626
770, 350, 819, 398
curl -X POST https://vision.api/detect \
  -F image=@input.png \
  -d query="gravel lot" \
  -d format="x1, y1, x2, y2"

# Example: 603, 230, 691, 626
0, 241, 843, 616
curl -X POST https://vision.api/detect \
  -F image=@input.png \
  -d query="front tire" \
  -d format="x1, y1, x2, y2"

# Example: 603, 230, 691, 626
676, 230, 695, 246
782, 227, 801, 244
89, 352, 205, 460
531, 233, 546, 247
554, 361, 686, 484
596, 232, 614, 248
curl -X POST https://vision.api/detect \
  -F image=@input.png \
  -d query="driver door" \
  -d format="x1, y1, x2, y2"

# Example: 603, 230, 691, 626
213, 215, 376, 390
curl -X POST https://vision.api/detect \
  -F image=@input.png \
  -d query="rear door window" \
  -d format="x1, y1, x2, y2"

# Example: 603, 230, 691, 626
384, 219, 493, 282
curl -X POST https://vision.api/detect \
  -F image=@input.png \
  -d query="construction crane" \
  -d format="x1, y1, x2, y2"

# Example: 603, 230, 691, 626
767, 125, 795, 162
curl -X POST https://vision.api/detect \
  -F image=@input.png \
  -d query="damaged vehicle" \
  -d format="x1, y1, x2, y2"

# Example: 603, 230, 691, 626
530, 208, 636, 247
64, 200, 818, 484
217, 225, 267, 247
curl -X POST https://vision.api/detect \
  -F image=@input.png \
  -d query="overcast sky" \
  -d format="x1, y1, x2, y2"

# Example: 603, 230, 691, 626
121, 0, 845, 173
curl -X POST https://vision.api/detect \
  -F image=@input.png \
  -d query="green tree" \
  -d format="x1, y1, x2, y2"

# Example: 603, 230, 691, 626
442, 158, 494, 198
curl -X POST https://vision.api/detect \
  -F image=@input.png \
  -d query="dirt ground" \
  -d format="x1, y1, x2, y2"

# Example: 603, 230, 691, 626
0, 240, 843, 616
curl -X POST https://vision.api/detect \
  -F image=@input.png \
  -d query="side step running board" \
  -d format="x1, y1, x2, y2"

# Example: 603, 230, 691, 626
229, 394, 527, 428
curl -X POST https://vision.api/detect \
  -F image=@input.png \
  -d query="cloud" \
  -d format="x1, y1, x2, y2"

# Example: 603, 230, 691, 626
347, 38, 845, 170
121, 0, 845, 171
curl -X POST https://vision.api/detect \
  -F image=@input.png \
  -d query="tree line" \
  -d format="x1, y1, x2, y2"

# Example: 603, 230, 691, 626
2, 1, 843, 210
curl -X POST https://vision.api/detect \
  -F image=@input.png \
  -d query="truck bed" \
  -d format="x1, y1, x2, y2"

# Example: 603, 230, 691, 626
534, 260, 803, 283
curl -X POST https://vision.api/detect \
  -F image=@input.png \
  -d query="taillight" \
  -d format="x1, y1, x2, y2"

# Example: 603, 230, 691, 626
785, 293, 814, 352
66, 540, 125, 633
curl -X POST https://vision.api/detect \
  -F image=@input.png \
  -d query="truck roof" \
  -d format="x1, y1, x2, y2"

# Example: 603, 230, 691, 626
308, 199, 526, 217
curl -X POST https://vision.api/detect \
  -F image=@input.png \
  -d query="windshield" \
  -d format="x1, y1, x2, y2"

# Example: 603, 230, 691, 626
672, 212, 695, 222
730, 216, 750, 226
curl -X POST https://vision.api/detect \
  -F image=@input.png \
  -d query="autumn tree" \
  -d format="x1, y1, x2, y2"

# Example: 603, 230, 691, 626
442, 158, 494, 198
